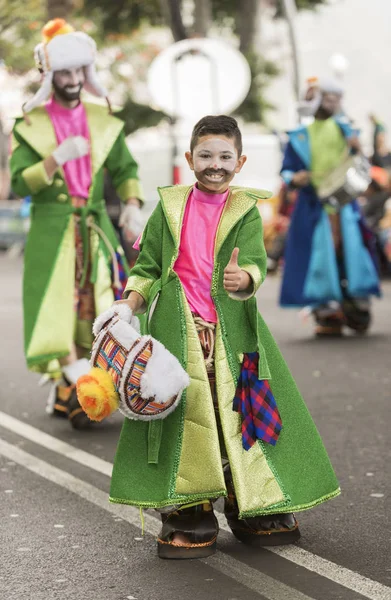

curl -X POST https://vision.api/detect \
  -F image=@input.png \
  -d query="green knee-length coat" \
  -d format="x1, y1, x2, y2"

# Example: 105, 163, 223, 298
10, 102, 143, 373
110, 184, 340, 518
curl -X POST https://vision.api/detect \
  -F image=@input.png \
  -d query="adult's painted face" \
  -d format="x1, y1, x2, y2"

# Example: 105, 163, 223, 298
52, 67, 85, 103
185, 135, 246, 194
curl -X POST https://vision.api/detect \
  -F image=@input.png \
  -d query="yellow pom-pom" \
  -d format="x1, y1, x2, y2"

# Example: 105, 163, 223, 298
76, 368, 119, 422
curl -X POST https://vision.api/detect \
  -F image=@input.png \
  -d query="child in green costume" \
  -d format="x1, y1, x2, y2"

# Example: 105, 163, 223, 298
112, 115, 340, 559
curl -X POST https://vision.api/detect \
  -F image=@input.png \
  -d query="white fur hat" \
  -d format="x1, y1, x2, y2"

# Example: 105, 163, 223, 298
297, 76, 344, 118
24, 19, 107, 113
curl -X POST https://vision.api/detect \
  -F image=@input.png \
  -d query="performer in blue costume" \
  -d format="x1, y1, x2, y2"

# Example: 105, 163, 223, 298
280, 79, 381, 336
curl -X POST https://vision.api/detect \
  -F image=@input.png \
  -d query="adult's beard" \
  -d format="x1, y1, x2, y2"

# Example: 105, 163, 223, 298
315, 106, 334, 120
52, 80, 83, 103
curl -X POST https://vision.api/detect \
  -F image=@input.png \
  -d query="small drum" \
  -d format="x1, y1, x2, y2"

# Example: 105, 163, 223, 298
317, 154, 371, 206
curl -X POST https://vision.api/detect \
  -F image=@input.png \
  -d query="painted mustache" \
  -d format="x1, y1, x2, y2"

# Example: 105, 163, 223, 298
203, 169, 230, 176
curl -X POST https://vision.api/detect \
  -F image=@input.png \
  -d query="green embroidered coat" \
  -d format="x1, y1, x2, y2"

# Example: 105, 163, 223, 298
10, 102, 143, 373
110, 185, 340, 518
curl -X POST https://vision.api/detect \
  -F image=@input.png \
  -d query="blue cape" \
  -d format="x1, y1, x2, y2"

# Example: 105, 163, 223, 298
279, 119, 381, 307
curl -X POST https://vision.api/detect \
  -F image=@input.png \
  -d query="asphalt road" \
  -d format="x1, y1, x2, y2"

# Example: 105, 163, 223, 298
0, 253, 390, 600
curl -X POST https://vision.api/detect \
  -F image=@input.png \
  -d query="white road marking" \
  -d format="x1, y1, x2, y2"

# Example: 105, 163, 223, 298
270, 546, 391, 600
0, 411, 112, 477
203, 553, 313, 600
214, 512, 391, 600
1, 413, 391, 600
0, 438, 314, 600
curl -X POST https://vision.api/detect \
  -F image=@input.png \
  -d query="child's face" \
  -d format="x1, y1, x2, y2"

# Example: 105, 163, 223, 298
185, 135, 247, 194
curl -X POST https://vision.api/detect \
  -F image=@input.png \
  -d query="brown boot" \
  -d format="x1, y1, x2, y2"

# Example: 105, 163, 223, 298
157, 501, 218, 559
53, 381, 74, 417
224, 466, 300, 546
313, 308, 344, 337
67, 385, 92, 430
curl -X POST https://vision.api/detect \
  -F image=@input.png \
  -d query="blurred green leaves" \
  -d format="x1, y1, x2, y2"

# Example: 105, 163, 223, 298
0, 0, 44, 72
1, 0, 330, 127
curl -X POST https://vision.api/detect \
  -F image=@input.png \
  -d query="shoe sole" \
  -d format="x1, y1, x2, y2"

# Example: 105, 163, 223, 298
231, 526, 301, 546
157, 539, 217, 560
315, 329, 343, 337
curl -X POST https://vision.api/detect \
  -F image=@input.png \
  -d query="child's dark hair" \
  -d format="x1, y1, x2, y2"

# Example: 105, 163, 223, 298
190, 115, 242, 156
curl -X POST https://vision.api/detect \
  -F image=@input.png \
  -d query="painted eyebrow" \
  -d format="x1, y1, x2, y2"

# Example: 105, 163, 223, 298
197, 149, 234, 155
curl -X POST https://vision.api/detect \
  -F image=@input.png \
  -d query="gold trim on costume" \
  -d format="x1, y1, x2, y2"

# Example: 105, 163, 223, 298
84, 102, 124, 178
214, 187, 270, 257
228, 263, 262, 301
158, 185, 192, 250
116, 178, 144, 203
214, 324, 286, 515
22, 161, 54, 194
124, 275, 154, 310
15, 103, 124, 181
11, 134, 20, 153
158, 185, 272, 261
15, 107, 58, 160
26, 217, 75, 361
174, 288, 226, 496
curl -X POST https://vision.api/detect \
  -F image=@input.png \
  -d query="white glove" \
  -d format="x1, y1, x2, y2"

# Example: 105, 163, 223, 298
119, 203, 144, 237
52, 136, 89, 166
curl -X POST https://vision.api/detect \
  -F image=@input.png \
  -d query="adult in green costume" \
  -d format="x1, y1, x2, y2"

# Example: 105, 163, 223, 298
111, 115, 340, 559
10, 19, 144, 428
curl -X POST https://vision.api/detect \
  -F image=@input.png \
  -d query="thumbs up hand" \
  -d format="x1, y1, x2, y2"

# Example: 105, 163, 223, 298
223, 247, 251, 293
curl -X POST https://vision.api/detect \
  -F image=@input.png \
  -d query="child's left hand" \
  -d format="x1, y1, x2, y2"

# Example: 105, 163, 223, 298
223, 248, 251, 293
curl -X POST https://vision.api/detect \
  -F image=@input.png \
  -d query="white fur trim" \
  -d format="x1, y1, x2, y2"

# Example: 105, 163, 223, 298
318, 77, 344, 96
83, 63, 108, 98
34, 43, 47, 70
109, 319, 140, 350
23, 71, 53, 113
139, 338, 190, 403
90, 313, 189, 421
92, 304, 134, 336
117, 336, 189, 421
47, 32, 96, 71
118, 390, 183, 422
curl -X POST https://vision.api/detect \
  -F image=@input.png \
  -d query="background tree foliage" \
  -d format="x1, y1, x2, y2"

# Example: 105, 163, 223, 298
2, 0, 331, 127
78, 0, 329, 123
0, 0, 44, 73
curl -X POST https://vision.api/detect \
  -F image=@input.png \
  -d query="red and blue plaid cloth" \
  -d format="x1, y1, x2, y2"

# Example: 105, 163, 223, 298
233, 352, 282, 451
